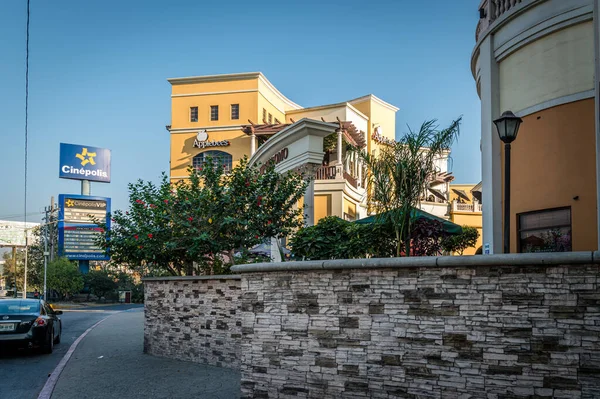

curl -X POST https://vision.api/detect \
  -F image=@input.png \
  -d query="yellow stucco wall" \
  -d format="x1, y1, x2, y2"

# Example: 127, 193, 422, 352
171, 92, 258, 129
169, 129, 250, 179
314, 195, 331, 223
258, 93, 286, 125
499, 22, 594, 113
503, 99, 598, 252
449, 183, 483, 255
170, 77, 258, 96
168, 73, 402, 230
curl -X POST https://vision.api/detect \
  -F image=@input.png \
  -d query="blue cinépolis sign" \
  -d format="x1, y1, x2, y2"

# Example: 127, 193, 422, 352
58, 194, 111, 261
59, 143, 111, 183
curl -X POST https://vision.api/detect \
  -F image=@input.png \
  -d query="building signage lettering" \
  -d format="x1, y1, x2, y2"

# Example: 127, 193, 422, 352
59, 143, 111, 183
260, 148, 289, 174
58, 194, 111, 261
372, 127, 395, 147
193, 130, 230, 149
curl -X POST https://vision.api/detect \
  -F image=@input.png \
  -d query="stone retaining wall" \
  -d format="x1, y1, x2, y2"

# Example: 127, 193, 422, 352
234, 257, 600, 398
143, 276, 242, 369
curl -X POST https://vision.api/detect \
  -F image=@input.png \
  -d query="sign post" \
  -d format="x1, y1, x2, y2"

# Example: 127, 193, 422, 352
58, 143, 111, 273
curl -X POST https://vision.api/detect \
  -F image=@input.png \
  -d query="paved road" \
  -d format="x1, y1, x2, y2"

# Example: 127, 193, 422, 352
52, 308, 240, 399
0, 304, 142, 399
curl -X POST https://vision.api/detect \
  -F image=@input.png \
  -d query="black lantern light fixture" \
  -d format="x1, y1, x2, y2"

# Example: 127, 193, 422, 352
493, 111, 523, 254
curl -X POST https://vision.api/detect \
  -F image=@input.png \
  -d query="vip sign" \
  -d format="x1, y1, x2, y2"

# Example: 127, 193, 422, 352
193, 130, 230, 149
59, 143, 111, 183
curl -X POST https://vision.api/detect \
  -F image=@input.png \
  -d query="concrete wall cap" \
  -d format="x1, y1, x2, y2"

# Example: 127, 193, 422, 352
142, 275, 241, 282
230, 251, 600, 273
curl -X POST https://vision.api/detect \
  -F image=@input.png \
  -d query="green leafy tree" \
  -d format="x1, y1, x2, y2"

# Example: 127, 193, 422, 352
442, 226, 480, 255
84, 269, 118, 301
360, 118, 461, 256
290, 217, 396, 260
47, 257, 84, 299
1, 227, 47, 293
95, 156, 307, 276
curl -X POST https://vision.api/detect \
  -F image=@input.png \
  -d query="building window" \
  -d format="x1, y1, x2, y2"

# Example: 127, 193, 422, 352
262, 108, 267, 123
518, 207, 572, 253
192, 150, 232, 173
231, 104, 239, 120
268, 113, 273, 124
190, 107, 198, 122
210, 105, 219, 121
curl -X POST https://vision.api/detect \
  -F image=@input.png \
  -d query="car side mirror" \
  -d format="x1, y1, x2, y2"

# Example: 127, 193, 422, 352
55, 310, 63, 315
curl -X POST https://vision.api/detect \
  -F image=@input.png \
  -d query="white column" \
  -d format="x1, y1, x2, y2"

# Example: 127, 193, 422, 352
594, 0, 600, 250
479, 35, 503, 254
358, 159, 363, 188
250, 133, 256, 156
337, 130, 343, 165
304, 179, 315, 226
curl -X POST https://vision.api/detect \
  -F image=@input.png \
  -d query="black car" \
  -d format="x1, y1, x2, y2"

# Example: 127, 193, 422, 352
0, 299, 62, 353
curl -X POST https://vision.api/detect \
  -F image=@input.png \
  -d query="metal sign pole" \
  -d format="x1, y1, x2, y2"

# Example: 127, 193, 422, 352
12, 246, 17, 298
23, 235, 28, 298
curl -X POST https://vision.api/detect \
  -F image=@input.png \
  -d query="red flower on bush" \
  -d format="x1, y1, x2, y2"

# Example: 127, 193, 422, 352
147, 233, 153, 238
163, 199, 169, 204
267, 220, 272, 225
134, 235, 138, 240
188, 217, 193, 222
257, 195, 262, 206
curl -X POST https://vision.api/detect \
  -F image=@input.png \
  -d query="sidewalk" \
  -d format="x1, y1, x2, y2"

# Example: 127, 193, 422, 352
51, 309, 240, 399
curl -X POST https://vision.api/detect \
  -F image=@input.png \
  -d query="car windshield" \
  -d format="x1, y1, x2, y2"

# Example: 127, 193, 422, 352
0, 301, 40, 314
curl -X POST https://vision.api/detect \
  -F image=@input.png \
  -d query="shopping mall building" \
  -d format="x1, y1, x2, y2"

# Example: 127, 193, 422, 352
473, 0, 600, 253
166, 72, 456, 226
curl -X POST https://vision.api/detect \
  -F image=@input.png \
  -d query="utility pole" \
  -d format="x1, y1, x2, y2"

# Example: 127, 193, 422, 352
43, 205, 50, 300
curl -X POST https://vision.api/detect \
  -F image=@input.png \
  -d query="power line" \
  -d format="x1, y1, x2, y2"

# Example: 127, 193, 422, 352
24, 0, 30, 229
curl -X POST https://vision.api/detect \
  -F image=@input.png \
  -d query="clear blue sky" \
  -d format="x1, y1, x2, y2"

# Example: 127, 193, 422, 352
0, 0, 482, 223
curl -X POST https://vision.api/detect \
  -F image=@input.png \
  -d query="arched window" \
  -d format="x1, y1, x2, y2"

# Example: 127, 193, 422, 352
193, 151, 232, 173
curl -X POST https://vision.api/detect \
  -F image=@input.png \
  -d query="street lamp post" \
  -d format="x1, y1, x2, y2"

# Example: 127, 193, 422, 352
493, 111, 523, 254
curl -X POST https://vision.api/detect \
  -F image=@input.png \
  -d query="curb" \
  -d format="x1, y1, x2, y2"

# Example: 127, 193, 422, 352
37, 316, 110, 399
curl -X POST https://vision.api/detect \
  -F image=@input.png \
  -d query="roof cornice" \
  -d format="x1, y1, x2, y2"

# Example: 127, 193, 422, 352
167, 72, 262, 85
348, 94, 400, 112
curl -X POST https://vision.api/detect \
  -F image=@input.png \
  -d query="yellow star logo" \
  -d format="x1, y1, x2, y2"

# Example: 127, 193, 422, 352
75, 148, 97, 166
65, 199, 75, 207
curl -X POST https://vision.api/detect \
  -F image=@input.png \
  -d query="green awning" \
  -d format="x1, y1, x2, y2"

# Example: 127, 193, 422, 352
354, 208, 463, 235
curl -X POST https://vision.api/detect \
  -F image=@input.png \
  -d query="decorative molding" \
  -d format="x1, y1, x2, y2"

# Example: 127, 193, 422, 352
257, 74, 302, 110
494, 3, 593, 62
515, 89, 595, 116
286, 101, 370, 122
348, 94, 400, 112
167, 71, 262, 85
168, 125, 245, 133
171, 89, 258, 98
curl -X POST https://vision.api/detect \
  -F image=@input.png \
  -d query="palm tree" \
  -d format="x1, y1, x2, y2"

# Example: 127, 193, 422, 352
360, 117, 461, 256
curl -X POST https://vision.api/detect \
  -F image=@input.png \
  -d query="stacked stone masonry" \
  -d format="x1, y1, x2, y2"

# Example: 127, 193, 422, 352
144, 276, 242, 369
239, 264, 600, 398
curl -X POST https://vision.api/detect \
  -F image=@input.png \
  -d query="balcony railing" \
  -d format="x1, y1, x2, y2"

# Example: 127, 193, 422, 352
344, 171, 358, 189
476, 0, 525, 41
452, 201, 483, 213
314, 165, 361, 189
315, 165, 337, 180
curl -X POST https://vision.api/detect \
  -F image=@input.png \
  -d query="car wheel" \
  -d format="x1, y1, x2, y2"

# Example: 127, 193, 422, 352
42, 329, 54, 354
54, 325, 61, 344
